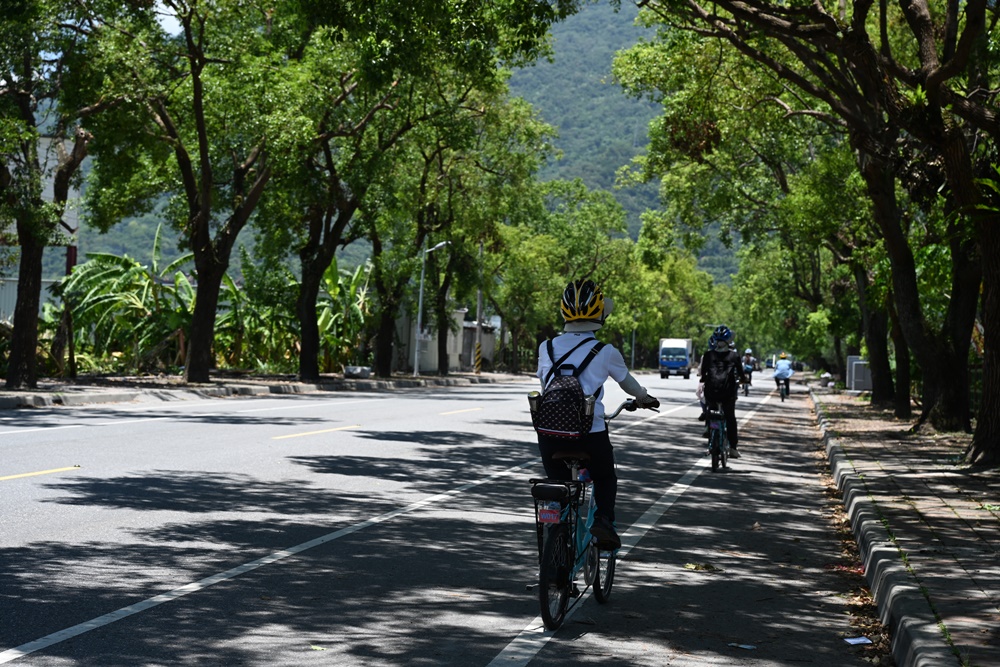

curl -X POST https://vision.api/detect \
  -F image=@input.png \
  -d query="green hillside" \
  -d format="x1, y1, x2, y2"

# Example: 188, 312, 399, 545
508, 2, 739, 283
508, 2, 659, 238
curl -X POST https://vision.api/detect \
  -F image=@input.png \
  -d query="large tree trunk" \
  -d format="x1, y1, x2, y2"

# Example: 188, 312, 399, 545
295, 189, 359, 382
374, 307, 395, 378
184, 260, 226, 383
888, 297, 912, 420
853, 264, 894, 407
967, 217, 1000, 464
5, 225, 44, 389
297, 266, 323, 382
435, 268, 453, 376
509, 328, 521, 374
856, 148, 975, 431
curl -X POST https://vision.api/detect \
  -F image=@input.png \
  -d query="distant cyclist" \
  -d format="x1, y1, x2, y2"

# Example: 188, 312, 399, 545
535, 279, 658, 550
773, 352, 794, 396
741, 349, 758, 386
699, 326, 748, 458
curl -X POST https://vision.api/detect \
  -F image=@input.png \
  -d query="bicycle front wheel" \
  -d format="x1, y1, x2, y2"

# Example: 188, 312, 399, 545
592, 548, 616, 603
538, 524, 571, 630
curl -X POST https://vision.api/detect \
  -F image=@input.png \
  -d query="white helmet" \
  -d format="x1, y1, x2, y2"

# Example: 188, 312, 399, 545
745, 349, 752, 355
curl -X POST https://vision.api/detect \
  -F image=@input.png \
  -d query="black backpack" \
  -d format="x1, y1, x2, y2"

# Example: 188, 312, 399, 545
531, 338, 606, 439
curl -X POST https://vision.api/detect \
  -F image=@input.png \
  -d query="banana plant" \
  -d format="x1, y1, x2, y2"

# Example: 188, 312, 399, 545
317, 258, 372, 372
60, 224, 194, 372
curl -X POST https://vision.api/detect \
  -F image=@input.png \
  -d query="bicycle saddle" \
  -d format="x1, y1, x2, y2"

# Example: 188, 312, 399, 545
551, 451, 591, 464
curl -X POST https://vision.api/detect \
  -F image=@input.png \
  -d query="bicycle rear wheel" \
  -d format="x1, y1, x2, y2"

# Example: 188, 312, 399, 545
592, 548, 616, 603
538, 524, 571, 630
710, 430, 720, 472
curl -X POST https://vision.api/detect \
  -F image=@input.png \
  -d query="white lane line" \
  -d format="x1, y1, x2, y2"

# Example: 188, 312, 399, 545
439, 407, 483, 416
611, 401, 697, 432
234, 399, 377, 414
93, 418, 170, 427
0, 466, 81, 482
487, 463, 705, 667
0, 400, 381, 436
272, 424, 361, 440
0, 425, 83, 436
739, 394, 772, 427
0, 459, 536, 665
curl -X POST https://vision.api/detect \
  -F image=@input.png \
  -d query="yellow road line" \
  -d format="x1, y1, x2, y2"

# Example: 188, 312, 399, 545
0, 465, 81, 482
439, 408, 483, 416
272, 424, 361, 440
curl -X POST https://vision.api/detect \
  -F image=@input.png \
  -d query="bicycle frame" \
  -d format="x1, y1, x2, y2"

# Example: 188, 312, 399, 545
706, 404, 729, 472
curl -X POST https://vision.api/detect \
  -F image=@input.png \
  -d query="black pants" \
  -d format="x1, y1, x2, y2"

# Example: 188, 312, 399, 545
775, 377, 790, 393
706, 392, 739, 447
537, 429, 617, 522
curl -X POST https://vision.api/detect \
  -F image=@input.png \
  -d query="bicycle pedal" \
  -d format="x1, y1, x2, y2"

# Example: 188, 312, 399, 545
570, 584, 582, 598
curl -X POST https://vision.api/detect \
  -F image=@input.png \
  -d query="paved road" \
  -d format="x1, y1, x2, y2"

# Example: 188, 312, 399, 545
1, 377, 879, 665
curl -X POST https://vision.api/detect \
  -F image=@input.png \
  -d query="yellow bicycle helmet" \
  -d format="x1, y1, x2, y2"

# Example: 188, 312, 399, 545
561, 279, 605, 323
779, 351, 788, 359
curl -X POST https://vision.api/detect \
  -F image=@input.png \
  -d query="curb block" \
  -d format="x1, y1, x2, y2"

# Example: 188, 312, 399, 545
811, 390, 958, 667
0, 374, 524, 410
58, 392, 142, 406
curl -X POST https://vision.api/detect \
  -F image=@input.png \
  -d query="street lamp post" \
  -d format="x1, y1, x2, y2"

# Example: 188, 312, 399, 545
414, 240, 450, 377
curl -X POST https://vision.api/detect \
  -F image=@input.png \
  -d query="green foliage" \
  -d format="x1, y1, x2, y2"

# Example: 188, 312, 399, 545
508, 1, 661, 237
215, 248, 299, 373
60, 225, 194, 372
318, 258, 373, 371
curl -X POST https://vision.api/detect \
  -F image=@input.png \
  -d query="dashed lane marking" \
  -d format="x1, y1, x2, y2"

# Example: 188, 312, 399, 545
0, 465, 81, 482
272, 424, 361, 439
439, 408, 483, 415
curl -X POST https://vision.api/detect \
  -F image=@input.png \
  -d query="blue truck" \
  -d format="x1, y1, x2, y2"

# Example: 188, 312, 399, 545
659, 338, 694, 379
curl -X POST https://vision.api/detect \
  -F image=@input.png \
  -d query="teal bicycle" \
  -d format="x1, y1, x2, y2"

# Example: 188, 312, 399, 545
529, 398, 657, 630
706, 402, 730, 472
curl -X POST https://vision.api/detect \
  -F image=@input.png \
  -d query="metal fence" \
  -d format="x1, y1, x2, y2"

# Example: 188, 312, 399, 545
0, 279, 61, 322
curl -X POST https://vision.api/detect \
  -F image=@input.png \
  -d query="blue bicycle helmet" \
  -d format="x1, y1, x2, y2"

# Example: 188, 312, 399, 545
713, 325, 733, 351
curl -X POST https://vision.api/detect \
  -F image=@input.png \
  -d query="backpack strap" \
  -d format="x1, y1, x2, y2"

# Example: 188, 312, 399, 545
543, 338, 593, 387
574, 342, 606, 377
543, 339, 606, 388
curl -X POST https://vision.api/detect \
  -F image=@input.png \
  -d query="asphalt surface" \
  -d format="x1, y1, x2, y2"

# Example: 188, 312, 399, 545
1, 372, 994, 666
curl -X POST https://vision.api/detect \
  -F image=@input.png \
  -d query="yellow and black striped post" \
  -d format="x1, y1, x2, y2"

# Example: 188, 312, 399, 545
475, 342, 482, 374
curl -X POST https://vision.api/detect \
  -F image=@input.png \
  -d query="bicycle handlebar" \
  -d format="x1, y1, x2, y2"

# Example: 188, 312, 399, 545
605, 397, 660, 421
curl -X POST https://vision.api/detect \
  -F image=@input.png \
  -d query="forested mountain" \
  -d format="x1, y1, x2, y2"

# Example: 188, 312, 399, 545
508, 2, 739, 284
508, 2, 658, 238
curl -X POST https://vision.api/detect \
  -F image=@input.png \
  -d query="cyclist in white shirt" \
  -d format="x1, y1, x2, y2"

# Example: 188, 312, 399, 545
536, 279, 658, 550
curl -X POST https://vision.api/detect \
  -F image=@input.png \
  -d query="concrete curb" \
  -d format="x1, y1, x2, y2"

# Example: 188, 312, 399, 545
0, 374, 523, 410
811, 390, 958, 667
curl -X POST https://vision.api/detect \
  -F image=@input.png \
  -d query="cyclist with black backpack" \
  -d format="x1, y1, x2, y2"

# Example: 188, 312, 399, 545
532, 279, 659, 550
699, 325, 749, 458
